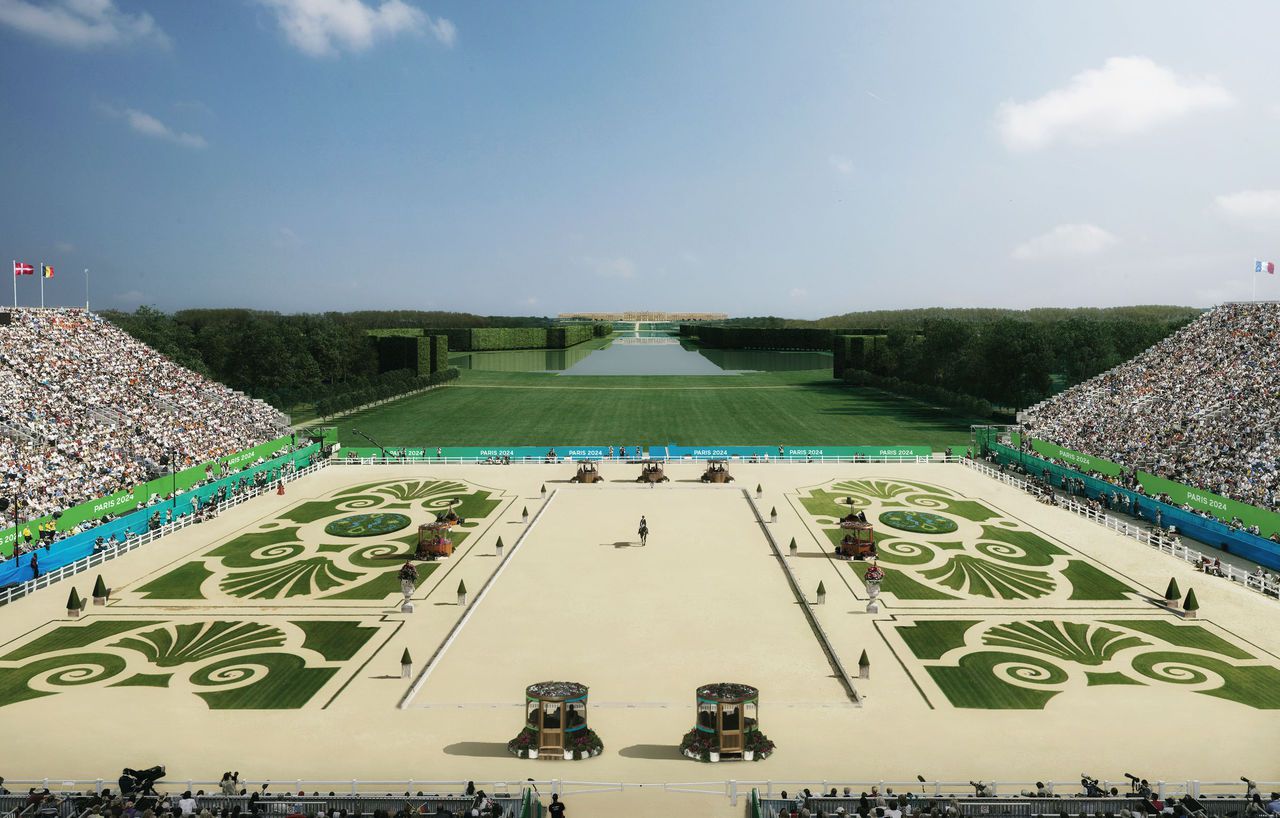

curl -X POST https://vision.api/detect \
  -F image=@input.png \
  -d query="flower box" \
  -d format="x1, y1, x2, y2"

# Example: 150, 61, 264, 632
743, 750, 754, 761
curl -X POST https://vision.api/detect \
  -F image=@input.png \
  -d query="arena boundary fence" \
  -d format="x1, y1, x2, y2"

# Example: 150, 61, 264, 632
966, 459, 1280, 601
0, 461, 327, 608
4, 780, 1268, 814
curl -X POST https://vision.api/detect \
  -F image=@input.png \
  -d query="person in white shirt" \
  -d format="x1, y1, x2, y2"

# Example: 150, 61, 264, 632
177, 792, 197, 816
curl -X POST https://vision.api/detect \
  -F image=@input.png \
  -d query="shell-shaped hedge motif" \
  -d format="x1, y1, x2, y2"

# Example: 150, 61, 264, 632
921, 555, 1055, 599
220, 559, 361, 599
113, 622, 286, 667
831, 479, 939, 503
982, 620, 1147, 666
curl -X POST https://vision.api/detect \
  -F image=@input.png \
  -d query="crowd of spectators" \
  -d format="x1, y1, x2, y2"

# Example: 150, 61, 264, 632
0, 308, 288, 528
1021, 303, 1280, 513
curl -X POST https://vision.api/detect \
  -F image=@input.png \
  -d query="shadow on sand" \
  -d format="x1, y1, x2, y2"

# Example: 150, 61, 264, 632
442, 741, 511, 758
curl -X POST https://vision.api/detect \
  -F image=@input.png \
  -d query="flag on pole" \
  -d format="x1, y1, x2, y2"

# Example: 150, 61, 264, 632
1257, 260, 1276, 275
40, 264, 53, 278
13, 262, 33, 276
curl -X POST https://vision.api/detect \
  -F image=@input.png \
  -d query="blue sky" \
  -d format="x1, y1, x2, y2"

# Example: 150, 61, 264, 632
2, 0, 1279, 317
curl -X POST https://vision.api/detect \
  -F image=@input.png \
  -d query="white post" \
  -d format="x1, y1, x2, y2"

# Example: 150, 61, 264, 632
11, 260, 16, 306
39, 262, 44, 308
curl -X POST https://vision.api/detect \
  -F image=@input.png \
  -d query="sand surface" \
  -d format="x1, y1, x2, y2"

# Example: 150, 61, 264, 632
1, 462, 1276, 817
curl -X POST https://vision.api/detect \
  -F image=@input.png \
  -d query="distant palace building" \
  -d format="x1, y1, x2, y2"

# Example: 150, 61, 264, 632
558, 311, 727, 322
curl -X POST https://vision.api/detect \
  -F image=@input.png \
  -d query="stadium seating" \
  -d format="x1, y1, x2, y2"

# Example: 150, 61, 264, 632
0, 309, 289, 524
1021, 302, 1279, 513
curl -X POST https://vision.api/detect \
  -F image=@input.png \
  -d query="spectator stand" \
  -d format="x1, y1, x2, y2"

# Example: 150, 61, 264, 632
967, 455, 1280, 598
0, 449, 324, 607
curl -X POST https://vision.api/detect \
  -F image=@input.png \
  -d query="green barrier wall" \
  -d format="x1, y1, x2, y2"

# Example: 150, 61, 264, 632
0, 433, 297, 553
978, 430, 1280, 539
1137, 471, 1280, 537
1028, 438, 1124, 476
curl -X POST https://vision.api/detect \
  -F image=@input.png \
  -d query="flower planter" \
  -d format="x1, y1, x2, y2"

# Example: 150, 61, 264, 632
743, 750, 754, 761
709, 751, 720, 763
527, 749, 538, 760
563, 750, 573, 761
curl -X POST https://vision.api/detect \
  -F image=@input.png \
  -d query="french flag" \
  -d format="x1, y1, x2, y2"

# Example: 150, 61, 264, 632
1257, 259, 1275, 275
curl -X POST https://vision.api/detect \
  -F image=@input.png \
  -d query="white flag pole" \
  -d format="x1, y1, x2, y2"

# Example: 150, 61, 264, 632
11, 261, 15, 308
39, 262, 44, 309
84, 268, 89, 312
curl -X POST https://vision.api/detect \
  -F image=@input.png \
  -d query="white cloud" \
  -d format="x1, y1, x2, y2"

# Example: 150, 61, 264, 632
54, 241, 75, 254
829, 155, 854, 175
1215, 190, 1280, 222
0, 0, 168, 48
789, 287, 808, 299
120, 107, 207, 148
583, 256, 636, 279
997, 57, 1233, 151
256, 0, 455, 57
1011, 224, 1118, 261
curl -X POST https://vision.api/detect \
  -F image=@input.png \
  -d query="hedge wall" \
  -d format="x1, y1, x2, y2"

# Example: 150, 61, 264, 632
373, 333, 448, 376
833, 334, 887, 377
442, 326, 595, 351
680, 324, 889, 353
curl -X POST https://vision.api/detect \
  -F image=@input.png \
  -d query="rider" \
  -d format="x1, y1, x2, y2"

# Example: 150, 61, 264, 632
638, 515, 649, 544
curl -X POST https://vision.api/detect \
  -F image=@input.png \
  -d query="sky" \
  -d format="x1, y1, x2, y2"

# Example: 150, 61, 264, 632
1, 0, 1279, 318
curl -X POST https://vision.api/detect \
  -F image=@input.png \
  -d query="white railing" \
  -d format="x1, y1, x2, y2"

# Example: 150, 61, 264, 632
5, 777, 1266, 807
0, 461, 327, 607
966, 460, 1280, 600
330, 454, 958, 466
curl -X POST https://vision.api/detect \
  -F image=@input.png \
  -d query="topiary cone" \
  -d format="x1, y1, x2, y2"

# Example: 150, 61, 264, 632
1183, 588, 1199, 611
1164, 577, 1180, 602
859, 649, 870, 667
66, 587, 82, 615
770, 506, 777, 519
541, 484, 547, 494
400, 648, 412, 665
457, 579, 467, 595
92, 574, 107, 598
788, 537, 797, 552
496, 536, 504, 550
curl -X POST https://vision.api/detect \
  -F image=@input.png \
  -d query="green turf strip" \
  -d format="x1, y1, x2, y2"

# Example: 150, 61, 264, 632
332, 369, 983, 447
194, 653, 336, 709
897, 620, 979, 660
1103, 620, 1253, 660
0, 652, 130, 707
1, 620, 161, 661
851, 560, 957, 600
1062, 561, 1138, 600
1129, 651, 1280, 709
927, 651, 1068, 709
1085, 671, 1143, 687
296, 621, 379, 661
136, 562, 215, 599
326, 562, 439, 600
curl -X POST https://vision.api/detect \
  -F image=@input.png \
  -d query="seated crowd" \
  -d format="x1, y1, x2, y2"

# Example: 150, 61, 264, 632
0, 309, 289, 547
1020, 303, 1280, 514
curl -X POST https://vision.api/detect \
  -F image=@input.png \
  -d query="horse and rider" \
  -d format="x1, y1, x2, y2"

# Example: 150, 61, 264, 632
638, 515, 649, 546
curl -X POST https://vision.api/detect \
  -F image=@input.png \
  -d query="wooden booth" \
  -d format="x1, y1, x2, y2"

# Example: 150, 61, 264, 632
636, 461, 669, 483
836, 511, 876, 560
571, 460, 603, 483
694, 682, 759, 757
525, 681, 589, 756
700, 459, 734, 483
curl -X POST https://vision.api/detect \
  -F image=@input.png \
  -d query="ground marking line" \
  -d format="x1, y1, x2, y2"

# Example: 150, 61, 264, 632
397, 490, 557, 709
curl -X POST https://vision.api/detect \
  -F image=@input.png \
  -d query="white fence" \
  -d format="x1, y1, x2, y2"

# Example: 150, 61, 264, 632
966, 460, 1280, 600
5, 777, 1268, 807
330, 454, 957, 466
0, 462, 327, 608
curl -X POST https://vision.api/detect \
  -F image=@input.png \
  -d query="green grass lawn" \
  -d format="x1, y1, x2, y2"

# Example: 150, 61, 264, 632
332, 368, 984, 447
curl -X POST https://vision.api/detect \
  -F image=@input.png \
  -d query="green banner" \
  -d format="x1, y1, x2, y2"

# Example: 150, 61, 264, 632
1137, 471, 1280, 538
0, 433, 297, 553
1028, 438, 1124, 477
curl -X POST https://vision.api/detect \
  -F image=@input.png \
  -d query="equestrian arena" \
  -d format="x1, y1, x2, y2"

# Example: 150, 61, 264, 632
2, 461, 1278, 816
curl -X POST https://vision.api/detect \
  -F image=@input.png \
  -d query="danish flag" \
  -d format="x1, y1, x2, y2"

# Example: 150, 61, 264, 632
12, 261, 33, 277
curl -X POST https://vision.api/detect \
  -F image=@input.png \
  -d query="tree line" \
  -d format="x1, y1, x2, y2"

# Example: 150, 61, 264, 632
845, 315, 1196, 409
103, 307, 546, 410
